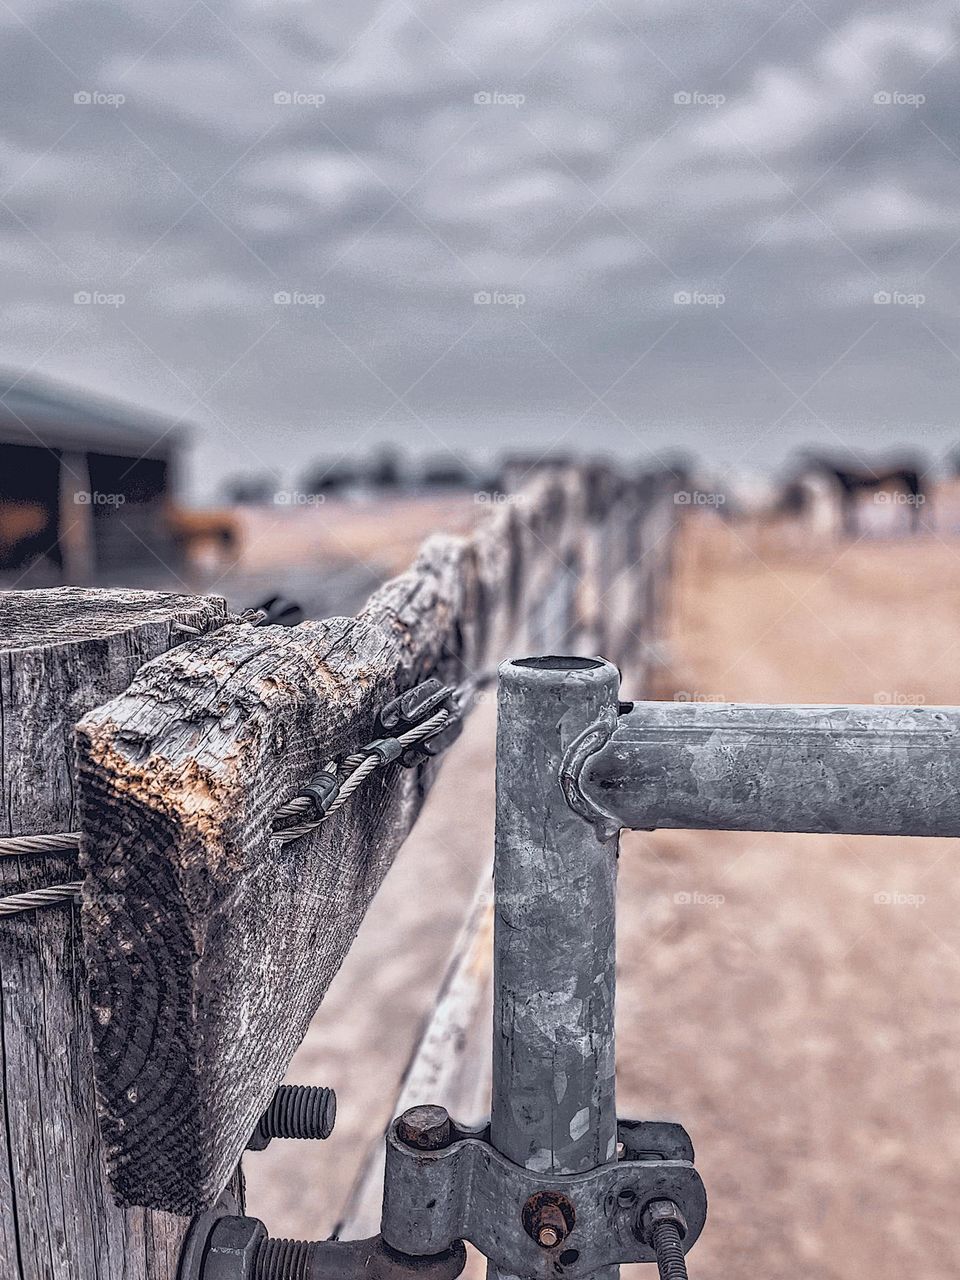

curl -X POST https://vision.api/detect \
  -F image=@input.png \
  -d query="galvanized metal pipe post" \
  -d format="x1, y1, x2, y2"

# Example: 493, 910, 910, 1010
490, 657, 621, 1280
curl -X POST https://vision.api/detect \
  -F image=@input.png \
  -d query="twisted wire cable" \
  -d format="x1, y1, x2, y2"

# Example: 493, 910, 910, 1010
0, 832, 81, 858
0, 883, 82, 918
0, 668, 496, 911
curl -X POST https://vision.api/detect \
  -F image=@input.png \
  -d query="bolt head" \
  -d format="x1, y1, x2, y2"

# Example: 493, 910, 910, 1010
397, 1104, 452, 1150
639, 1199, 688, 1246
537, 1226, 561, 1248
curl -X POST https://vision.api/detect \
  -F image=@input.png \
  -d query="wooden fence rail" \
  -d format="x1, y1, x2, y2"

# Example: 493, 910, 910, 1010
0, 460, 682, 1277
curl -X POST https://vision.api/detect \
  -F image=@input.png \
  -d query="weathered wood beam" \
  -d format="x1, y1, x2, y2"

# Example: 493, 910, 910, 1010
77, 615, 403, 1214
73, 463, 681, 1215
0, 588, 233, 1280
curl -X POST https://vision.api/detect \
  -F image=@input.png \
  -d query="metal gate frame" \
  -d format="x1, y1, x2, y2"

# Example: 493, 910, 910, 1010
185, 654, 960, 1280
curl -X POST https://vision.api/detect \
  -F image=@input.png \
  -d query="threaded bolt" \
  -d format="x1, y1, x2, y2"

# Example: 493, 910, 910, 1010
533, 1202, 568, 1249
197, 1220, 467, 1280
649, 1219, 688, 1280
640, 1200, 689, 1280
253, 1237, 314, 1279
247, 1085, 336, 1151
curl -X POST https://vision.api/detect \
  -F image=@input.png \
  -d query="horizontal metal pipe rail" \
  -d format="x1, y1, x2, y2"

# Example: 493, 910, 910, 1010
575, 700, 960, 838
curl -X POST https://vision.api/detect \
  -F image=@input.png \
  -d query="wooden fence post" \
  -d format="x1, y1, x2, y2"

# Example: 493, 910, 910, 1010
0, 588, 236, 1280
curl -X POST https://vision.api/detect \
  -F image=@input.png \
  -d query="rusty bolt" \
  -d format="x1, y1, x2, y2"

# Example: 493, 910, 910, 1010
535, 1203, 567, 1248
522, 1192, 574, 1250
397, 1104, 452, 1150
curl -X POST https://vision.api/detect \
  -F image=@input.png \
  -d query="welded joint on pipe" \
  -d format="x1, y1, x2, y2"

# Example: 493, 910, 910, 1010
558, 707, 623, 841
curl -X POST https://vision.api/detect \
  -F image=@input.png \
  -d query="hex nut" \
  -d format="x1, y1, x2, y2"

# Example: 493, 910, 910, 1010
639, 1199, 688, 1245
203, 1216, 267, 1280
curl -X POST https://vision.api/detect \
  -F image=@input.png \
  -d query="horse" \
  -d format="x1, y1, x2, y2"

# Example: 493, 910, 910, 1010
792, 454, 927, 535
165, 504, 239, 568
0, 499, 55, 571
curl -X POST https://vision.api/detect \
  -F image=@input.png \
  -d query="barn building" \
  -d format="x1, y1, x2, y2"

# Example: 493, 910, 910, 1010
0, 370, 185, 582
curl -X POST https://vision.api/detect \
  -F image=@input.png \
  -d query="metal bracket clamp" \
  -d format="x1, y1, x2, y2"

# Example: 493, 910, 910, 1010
377, 678, 462, 767
381, 1114, 707, 1279
378, 678, 456, 733
557, 704, 624, 841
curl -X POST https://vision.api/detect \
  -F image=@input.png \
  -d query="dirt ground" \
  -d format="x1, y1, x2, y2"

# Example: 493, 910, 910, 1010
246, 510, 960, 1278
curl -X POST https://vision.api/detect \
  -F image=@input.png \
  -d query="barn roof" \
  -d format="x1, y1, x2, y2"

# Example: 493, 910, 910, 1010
0, 369, 186, 459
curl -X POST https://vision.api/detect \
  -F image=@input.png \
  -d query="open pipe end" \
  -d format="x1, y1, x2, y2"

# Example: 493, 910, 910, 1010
501, 655, 618, 688
510, 655, 606, 671
498, 654, 620, 711
499, 656, 621, 703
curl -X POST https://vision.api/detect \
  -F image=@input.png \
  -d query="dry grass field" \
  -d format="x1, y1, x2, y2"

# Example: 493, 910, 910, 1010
246, 506, 960, 1279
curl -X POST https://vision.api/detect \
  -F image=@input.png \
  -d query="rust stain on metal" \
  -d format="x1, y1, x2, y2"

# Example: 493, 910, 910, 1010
521, 1190, 576, 1248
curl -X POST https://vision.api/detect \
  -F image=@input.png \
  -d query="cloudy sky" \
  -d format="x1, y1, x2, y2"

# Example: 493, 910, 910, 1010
1, 0, 958, 494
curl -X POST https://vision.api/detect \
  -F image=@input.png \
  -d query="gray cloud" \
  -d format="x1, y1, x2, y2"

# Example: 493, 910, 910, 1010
0, 0, 958, 493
